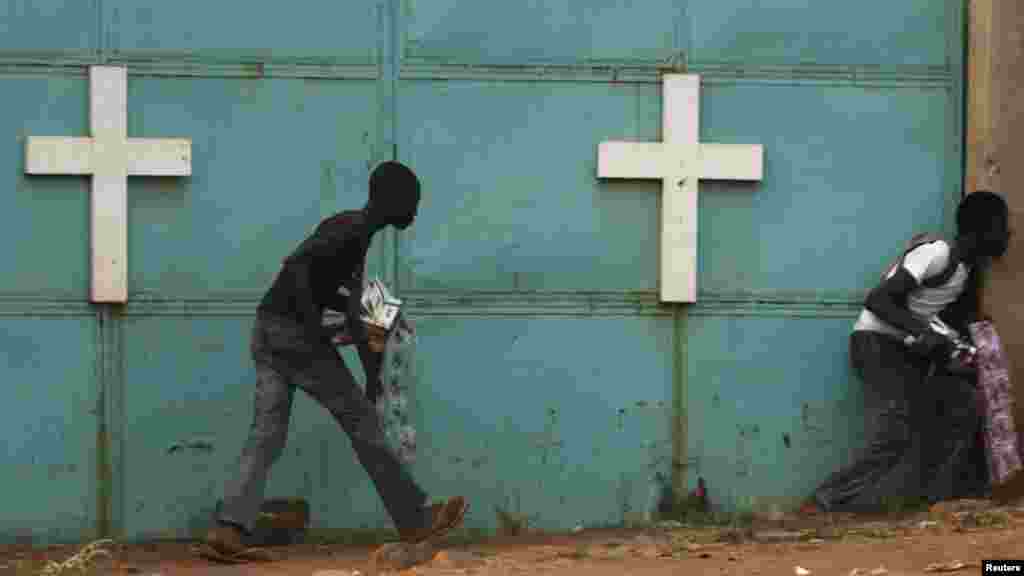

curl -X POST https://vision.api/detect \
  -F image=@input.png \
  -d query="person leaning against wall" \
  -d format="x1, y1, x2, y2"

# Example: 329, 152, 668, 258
801, 191, 1012, 515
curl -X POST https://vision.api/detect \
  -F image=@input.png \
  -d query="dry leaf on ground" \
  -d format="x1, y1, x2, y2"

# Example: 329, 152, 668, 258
924, 561, 968, 572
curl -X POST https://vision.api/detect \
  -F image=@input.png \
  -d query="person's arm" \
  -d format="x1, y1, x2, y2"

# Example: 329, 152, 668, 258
864, 269, 931, 336
864, 241, 952, 355
325, 289, 351, 315
345, 262, 385, 400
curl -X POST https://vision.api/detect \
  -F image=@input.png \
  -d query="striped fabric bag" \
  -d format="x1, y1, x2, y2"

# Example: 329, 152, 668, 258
968, 320, 1023, 485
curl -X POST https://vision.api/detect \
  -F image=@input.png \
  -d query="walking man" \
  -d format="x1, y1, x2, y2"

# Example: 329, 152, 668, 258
204, 161, 467, 554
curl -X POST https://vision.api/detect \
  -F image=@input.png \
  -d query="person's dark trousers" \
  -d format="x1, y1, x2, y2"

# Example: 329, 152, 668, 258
218, 312, 428, 534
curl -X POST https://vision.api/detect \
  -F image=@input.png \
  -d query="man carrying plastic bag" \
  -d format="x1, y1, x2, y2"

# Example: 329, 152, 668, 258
328, 278, 419, 465
203, 161, 467, 558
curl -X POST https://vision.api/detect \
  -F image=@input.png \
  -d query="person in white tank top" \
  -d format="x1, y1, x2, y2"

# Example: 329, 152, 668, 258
853, 240, 971, 338
800, 191, 1012, 515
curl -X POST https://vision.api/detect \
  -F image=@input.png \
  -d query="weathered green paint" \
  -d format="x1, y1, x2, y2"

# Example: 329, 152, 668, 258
403, 0, 683, 65
406, 317, 674, 530
122, 76, 379, 297
398, 80, 663, 292
684, 314, 869, 514
0, 0, 98, 53
687, 1, 951, 66
0, 0, 966, 543
102, 1, 380, 64
0, 315, 98, 543
7, 76, 90, 298
95, 307, 110, 539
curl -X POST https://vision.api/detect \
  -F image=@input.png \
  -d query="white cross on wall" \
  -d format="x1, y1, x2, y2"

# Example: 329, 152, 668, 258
598, 74, 764, 303
25, 65, 192, 303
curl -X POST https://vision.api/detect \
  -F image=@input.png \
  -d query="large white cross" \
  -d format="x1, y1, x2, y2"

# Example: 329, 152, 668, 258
598, 74, 763, 303
24, 66, 191, 303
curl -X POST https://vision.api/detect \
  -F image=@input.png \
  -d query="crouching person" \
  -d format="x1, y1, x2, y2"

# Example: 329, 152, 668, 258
802, 191, 1011, 514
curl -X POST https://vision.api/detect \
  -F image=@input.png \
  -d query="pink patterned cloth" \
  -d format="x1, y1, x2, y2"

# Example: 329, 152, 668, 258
968, 320, 1023, 485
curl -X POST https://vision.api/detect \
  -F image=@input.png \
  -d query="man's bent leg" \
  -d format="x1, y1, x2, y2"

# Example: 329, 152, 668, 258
811, 332, 924, 512
295, 346, 429, 532
219, 359, 295, 533
921, 372, 987, 502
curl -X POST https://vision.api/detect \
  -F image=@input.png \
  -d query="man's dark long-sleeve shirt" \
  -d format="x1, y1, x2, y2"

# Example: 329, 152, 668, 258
258, 210, 370, 344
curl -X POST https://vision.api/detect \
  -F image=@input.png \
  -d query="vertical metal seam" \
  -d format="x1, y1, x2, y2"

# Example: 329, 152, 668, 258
958, 0, 970, 200
97, 0, 110, 64
671, 305, 689, 500
95, 0, 103, 62
373, 0, 402, 291
679, 0, 689, 67
685, 0, 693, 69
947, 0, 966, 226
111, 307, 125, 539
671, 3, 692, 503
390, 0, 402, 292
96, 306, 110, 538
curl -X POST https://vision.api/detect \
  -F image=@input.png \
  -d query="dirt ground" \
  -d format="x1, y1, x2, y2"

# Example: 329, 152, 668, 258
5, 499, 1024, 575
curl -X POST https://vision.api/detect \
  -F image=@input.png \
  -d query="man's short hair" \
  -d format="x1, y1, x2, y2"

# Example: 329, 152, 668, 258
369, 161, 420, 210
957, 190, 1008, 236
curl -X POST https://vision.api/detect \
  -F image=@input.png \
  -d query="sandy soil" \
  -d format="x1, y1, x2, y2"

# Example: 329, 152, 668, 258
3, 499, 1023, 575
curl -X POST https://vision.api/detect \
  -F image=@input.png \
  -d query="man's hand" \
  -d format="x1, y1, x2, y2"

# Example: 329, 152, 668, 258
910, 330, 953, 361
946, 359, 978, 379
368, 336, 386, 354
367, 324, 388, 354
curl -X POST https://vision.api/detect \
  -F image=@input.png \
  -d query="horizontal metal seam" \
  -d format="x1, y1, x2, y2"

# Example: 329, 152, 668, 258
0, 52, 952, 85
398, 60, 954, 87
0, 291, 865, 318
0, 51, 379, 80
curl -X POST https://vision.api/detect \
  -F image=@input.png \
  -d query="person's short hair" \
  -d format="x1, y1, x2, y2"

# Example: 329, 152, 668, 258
957, 190, 1008, 236
369, 161, 420, 211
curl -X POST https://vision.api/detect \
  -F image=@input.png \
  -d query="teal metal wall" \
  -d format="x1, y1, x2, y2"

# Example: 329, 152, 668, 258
0, 1, 964, 543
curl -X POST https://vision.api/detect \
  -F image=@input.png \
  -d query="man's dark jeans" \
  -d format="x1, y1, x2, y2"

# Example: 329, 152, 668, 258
218, 312, 428, 533
811, 331, 987, 512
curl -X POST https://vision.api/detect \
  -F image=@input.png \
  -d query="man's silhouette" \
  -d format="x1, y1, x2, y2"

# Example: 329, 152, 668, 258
204, 161, 466, 555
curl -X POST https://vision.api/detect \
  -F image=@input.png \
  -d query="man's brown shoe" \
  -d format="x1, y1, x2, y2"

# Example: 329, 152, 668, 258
203, 522, 247, 556
797, 500, 823, 516
398, 496, 468, 543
